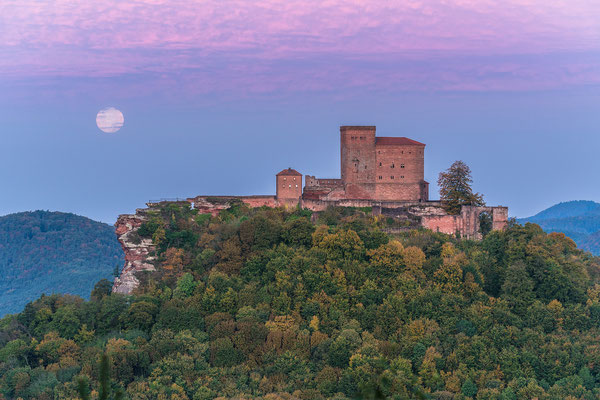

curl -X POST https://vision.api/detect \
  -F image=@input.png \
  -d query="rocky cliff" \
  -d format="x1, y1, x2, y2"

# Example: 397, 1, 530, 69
112, 210, 157, 294
112, 198, 241, 295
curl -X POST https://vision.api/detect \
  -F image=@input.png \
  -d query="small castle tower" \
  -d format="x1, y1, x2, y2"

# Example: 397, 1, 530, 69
276, 168, 302, 206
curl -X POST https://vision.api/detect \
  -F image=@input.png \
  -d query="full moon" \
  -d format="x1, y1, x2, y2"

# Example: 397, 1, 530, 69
96, 107, 124, 133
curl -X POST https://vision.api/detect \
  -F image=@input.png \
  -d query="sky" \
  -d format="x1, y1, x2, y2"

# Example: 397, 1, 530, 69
1, 0, 599, 223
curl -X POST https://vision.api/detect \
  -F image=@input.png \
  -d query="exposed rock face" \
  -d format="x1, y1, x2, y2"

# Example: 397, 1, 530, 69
112, 210, 157, 294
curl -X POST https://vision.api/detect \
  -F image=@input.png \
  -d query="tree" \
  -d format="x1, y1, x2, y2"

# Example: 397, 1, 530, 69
99, 353, 110, 400
78, 353, 124, 400
438, 161, 484, 215
461, 378, 478, 397
77, 375, 91, 400
91, 279, 113, 301
174, 273, 196, 298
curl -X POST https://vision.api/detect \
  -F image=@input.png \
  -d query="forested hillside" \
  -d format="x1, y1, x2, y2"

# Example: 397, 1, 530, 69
1, 203, 600, 399
0, 211, 123, 316
518, 201, 600, 255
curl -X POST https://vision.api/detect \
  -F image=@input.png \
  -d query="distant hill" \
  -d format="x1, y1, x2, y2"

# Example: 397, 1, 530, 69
518, 200, 600, 255
525, 200, 600, 221
0, 211, 123, 316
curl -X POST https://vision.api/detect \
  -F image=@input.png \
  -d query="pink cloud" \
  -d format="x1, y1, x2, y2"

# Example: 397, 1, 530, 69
0, 0, 599, 93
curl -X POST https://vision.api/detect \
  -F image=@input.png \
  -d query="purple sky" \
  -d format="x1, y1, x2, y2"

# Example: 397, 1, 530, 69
1, 0, 599, 223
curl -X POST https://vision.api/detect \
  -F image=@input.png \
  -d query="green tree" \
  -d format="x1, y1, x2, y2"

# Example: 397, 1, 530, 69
77, 375, 91, 400
91, 279, 113, 301
461, 378, 478, 397
438, 160, 484, 215
174, 272, 196, 298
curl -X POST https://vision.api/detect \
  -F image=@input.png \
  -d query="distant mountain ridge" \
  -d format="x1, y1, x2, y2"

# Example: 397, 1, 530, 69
518, 200, 600, 255
525, 200, 600, 220
0, 210, 123, 316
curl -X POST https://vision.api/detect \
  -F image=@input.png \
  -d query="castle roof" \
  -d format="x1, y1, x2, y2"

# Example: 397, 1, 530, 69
277, 168, 302, 176
376, 137, 425, 146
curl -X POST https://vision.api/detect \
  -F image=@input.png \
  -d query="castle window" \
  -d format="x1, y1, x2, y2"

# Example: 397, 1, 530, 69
289, 185, 291, 188
401, 164, 405, 168
379, 162, 382, 166
378, 176, 382, 180
401, 176, 404, 178
391, 176, 394, 179
364, 165, 367, 169
295, 185, 298, 188
293, 177, 296, 181
391, 163, 395, 168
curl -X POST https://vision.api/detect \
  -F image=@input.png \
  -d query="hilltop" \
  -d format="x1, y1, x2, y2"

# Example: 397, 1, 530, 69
0, 210, 123, 315
518, 200, 600, 255
2, 203, 600, 399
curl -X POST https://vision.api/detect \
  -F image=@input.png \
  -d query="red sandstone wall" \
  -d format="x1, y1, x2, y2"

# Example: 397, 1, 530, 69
276, 174, 302, 201
243, 196, 278, 208
340, 126, 376, 188
344, 183, 376, 200
421, 206, 509, 239
372, 143, 425, 201
421, 215, 462, 235
374, 183, 423, 201
375, 144, 424, 184
493, 207, 509, 230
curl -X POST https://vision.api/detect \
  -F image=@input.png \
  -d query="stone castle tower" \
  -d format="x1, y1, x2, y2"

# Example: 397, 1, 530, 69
299, 126, 429, 203
276, 168, 302, 205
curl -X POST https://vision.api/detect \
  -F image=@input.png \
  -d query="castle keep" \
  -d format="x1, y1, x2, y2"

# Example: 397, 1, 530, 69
303, 126, 429, 203
113, 125, 508, 293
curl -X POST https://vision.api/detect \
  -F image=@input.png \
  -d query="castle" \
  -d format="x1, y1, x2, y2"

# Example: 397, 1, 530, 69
278, 126, 429, 205
182, 125, 507, 237
113, 125, 508, 294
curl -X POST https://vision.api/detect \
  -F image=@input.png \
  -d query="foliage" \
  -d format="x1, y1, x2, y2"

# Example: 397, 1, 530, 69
1, 204, 600, 399
518, 200, 600, 255
438, 161, 485, 215
0, 211, 123, 316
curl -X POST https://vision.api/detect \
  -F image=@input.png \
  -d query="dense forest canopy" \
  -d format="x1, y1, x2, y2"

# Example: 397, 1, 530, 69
0, 211, 123, 316
1, 202, 600, 399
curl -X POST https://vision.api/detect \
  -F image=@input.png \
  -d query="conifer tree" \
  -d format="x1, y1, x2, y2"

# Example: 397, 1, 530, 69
76, 376, 90, 400
438, 160, 485, 215
99, 353, 110, 400
78, 353, 124, 400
